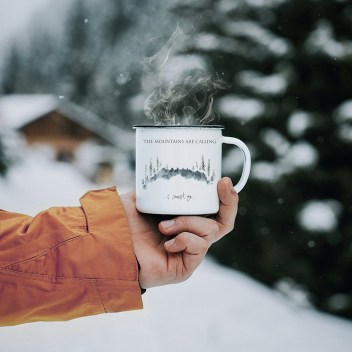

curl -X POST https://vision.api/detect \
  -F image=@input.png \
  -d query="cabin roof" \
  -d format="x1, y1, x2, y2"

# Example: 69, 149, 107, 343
0, 94, 133, 149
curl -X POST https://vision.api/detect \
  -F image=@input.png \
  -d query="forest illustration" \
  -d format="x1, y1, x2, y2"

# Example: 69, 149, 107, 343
142, 155, 216, 189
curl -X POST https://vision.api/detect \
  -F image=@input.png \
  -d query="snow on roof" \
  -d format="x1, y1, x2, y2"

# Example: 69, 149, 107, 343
57, 99, 134, 149
0, 94, 58, 129
0, 94, 134, 150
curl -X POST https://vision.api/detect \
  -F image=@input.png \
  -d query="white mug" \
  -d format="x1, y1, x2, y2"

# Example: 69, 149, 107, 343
133, 125, 251, 215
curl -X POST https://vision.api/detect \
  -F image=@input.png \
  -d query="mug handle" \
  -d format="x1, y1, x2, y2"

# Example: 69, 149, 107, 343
222, 136, 251, 193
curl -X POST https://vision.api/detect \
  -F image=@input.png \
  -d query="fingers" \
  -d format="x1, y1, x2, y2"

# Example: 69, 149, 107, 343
164, 232, 208, 273
216, 177, 238, 237
158, 177, 238, 243
159, 216, 220, 245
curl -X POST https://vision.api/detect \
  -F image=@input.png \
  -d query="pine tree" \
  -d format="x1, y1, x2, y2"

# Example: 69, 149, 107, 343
201, 155, 205, 171
211, 170, 215, 182
173, 0, 352, 319
0, 0, 176, 127
0, 138, 8, 176
207, 159, 211, 178
149, 159, 153, 177
1, 46, 21, 94
60, 0, 93, 102
157, 157, 160, 172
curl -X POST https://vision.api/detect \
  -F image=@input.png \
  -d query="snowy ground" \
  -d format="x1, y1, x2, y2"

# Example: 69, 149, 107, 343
0, 150, 352, 352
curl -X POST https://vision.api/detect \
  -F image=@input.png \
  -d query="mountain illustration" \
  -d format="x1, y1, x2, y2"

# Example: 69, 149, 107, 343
142, 156, 216, 189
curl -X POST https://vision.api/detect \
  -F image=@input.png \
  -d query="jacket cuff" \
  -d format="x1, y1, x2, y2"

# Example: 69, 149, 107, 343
79, 187, 143, 313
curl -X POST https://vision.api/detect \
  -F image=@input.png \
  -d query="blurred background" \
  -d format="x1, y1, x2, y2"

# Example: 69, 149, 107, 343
0, 0, 351, 351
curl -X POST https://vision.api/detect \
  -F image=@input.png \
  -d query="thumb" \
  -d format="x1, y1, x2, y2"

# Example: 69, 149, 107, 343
216, 177, 238, 236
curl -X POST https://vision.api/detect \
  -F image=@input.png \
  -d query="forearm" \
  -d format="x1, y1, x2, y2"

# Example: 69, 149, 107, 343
0, 187, 143, 326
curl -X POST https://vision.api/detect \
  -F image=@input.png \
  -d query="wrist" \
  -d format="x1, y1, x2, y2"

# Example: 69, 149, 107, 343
136, 258, 146, 294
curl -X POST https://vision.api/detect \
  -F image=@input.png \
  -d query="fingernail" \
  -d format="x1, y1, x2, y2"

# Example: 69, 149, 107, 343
161, 219, 175, 229
165, 238, 175, 247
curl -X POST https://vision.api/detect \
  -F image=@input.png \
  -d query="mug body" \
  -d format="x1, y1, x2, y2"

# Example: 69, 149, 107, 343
134, 125, 223, 215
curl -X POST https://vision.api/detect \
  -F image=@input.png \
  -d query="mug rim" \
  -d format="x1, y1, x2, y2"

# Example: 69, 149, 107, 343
133, 124, 224, 129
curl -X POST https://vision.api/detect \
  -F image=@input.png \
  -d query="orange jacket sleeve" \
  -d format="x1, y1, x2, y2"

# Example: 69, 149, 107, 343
0, 187, 143, 326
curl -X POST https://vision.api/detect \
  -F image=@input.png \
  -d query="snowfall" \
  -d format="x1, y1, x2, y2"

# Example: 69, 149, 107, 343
0, 148, 351, 352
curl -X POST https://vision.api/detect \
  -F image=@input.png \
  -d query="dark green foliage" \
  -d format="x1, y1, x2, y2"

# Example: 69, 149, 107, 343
1, 46, 21, 94
0, 138, 8, 176
172, 0, 352, 319
0, 0, 175, 127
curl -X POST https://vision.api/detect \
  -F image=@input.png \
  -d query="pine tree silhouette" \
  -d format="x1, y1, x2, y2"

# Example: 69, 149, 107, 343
211, 170, 215, 182
156, 157, 160, 172
149, 159, 153, 177
201, 156, 205, 171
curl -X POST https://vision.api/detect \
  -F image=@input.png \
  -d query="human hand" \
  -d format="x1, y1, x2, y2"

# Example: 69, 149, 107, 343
120, 177, 238, 289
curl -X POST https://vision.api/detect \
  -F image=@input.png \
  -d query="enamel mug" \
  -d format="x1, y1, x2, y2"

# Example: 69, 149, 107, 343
133, 125, 251, 215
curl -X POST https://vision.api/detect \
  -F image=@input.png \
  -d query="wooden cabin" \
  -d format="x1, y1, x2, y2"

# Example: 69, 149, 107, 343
0, 94, 134, 184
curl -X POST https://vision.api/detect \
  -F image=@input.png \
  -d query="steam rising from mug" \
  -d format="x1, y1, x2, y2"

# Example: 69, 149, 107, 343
142, 27, 229, 125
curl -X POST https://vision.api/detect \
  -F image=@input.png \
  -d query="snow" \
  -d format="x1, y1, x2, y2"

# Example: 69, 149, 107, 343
158, 54, 209, 83
304, 20, 352, 59
0, 150, 94, 215
129, 93, 147, 114
221, 20, 291, 56
334, 100, 352, 142
216, 0, 289, 14
169, 0, 211, 8
297, 200, 342, 233
216, 94, 265, 122
280, 141, 318, 170
337, 125, 352, 142
195, 32, 242, 54
334, 100, 352, 122
274, 277, 311, 308
222, 148, 246, 175
252, 161, 279, 182
216, 0, 241, 13
251, 140, 318, 183
328, 294, 351, 312
246, 0, 288, 7
1, 149, 352, 351
0, 144, 134, 216
260, 128, 290, 157
236, 70, 288, 96
287, 110, 314, 138
0, 94, 58, 129
116, 72, 132, 86
195, 32, 223, 51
